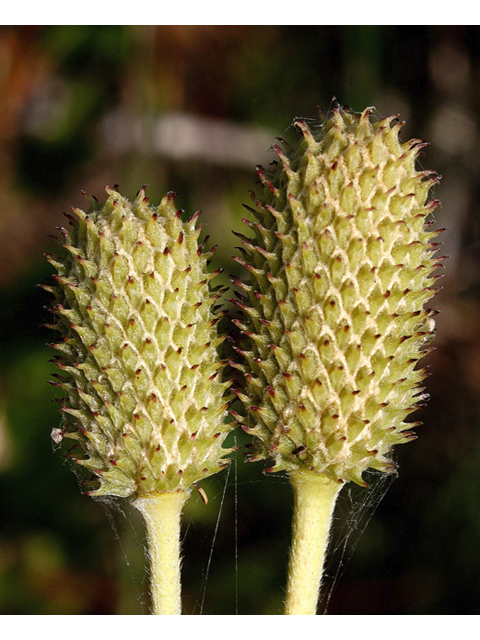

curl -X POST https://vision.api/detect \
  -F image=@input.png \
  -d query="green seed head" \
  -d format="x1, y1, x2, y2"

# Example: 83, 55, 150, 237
230, 105, 442, 486
45, 186, 233, 498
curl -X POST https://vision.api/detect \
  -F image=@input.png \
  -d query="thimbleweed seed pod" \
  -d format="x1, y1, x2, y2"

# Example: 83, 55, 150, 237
230, 103, 443, 614
44, 186, 233, 614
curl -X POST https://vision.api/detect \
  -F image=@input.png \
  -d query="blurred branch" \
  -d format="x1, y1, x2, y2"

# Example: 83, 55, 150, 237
99, 109, 275, 168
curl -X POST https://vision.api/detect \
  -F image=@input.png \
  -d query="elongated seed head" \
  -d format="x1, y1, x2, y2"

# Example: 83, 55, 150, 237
45, 186, 233, 498
230, 105, 442, 486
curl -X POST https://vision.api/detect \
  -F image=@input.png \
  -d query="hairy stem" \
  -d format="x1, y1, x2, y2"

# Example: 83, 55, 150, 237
134, 491, 189, 615
284, 472, 342, 615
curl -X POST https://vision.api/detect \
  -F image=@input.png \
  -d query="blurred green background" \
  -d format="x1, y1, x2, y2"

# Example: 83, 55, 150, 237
1, 25, 479, 615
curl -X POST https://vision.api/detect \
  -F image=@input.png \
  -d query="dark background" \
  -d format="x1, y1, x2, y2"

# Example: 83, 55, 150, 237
0, 25, 479, 615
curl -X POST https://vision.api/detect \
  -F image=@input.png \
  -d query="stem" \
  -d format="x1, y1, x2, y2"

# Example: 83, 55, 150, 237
284, 472, 342, 615
134, 491, 189, 615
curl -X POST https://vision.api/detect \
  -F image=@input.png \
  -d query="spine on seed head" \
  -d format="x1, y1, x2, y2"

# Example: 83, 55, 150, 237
230, 104, 443, 487
44, 185, 234, 499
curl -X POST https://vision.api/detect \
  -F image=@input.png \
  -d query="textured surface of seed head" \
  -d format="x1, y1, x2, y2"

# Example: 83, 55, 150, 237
46, 186, 233, 498
231, 105, 442, 486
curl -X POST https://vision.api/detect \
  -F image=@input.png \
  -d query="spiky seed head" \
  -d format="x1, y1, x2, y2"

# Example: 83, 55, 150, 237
45, 186, 233, 498
231, 105, 443, 487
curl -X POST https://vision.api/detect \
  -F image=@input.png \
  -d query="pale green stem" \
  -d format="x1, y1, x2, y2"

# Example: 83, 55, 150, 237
134, 491, 189, 615
284, 472, 342, 615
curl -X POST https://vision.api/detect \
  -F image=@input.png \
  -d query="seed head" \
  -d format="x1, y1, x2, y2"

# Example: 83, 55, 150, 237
45, 186, 233, 498
230, 105, 443, 486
